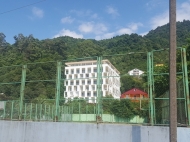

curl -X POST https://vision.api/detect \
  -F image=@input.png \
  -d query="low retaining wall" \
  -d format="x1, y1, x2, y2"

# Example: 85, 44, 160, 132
0, 121, 189, 142
62, 114, 145, 123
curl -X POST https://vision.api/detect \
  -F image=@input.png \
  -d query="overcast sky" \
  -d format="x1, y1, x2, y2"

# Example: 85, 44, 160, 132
1, 0, 190, 44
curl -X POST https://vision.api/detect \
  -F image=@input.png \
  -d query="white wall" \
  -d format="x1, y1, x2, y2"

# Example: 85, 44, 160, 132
64, 60, 121, 101
0, 121, 189, 142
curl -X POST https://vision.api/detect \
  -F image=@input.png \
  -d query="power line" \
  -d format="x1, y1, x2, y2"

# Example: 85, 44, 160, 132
0, 0, 46, 15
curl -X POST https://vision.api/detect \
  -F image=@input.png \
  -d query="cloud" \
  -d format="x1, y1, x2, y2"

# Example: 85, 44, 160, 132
61, 16, 74, 24
78, 22, 93, 33
146, 0, 167, 10
117, 23, 143, 35
32, 7, 44, 18
106, 6, 119, 17
95, 22, 142, 40
54, 29, 83, 38
150, 11, 169, 29
91, 13, 98, 19
177, 0, 190, 21
70, 9, 92, 17
95, 32, 115, 40
53, 22, 142, 41
150, 0, 190, 29
78, 22, 108, 34
70, 10, 99, 20
140, 32, 148, 36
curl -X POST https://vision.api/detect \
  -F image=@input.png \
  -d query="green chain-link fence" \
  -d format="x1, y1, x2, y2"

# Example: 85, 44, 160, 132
0, 48, 189, 126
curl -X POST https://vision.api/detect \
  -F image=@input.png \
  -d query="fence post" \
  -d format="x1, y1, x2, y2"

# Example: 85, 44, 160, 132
96, 57, 102, 122
182, 48, 190, 125
11, 101, 14, 120
55, 61, 62, 121
148, 52, 154, 125
19, 65, 27, 120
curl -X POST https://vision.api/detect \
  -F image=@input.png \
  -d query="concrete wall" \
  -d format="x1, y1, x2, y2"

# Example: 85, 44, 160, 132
0, 121, 189, 142
62, 114, 145, 123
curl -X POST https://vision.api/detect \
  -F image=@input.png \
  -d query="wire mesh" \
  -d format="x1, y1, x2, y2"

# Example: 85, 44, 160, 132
153, 48, 189, 126
0, 50, 189, 126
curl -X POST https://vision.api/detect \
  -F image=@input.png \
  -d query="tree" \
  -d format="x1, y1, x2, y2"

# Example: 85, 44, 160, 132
0, 32, 7, 46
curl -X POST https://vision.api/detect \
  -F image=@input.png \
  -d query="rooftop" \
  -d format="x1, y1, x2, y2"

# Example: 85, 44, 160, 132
65, 59, 120, 74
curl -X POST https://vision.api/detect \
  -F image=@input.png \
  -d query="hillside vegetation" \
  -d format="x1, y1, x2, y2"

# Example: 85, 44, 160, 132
0, 20, 190, 100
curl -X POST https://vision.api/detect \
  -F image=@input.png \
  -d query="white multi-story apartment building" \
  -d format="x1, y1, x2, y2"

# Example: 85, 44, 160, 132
64, 60, 120, 103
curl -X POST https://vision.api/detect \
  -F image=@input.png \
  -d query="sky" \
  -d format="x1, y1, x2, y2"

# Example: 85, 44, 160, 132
1, 0, 190, 44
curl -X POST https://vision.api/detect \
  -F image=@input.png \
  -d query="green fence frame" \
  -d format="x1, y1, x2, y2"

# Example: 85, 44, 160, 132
0, 48, 189, 125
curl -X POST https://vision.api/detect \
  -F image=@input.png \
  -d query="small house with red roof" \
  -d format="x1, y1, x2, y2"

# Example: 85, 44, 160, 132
120, 88, 148, 100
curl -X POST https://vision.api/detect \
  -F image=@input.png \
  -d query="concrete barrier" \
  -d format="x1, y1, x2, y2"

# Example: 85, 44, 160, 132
0, 121, 189, 142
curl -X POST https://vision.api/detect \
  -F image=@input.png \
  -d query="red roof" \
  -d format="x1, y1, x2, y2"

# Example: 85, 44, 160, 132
120, 88, 148, 98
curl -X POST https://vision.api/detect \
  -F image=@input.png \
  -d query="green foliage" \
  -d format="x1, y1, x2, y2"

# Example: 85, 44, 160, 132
102, 95, 114, 114
120, 75, 146, 93
0, 20, 190, 100
65, 98, 95, 114
110, 99, 135, 119
102, 96, 149, 119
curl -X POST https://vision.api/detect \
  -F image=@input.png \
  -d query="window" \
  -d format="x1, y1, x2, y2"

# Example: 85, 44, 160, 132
93, 80, 97, 84
65, 81, 68, 85
69, 75, 72, 79
93, 68, 97, 72
87, 80, 91, 84
80, 86, 83, 91
103, 73, 107, 77
82, 92, 85, 97
106, 79, 108, 84
74, 86, 77, 91
106, 66, 109, 72
82, 68, 85, 73
92, 73, 95, 78
70, 81, 74, 85
65, 92, 67, 97
86, 74, 89, 78
74, 75, 78, 78
82, 80, 85, 85
88, 68, 91, 73
104, 85, 107, 90
68, 86, 71, 91
71, 69, 74, 74
66, 70, 69, 74
93, 92, 97, 97
80, 74, 83, 78
76, 92, 79, 97
86, 86, 89, 91
76, 80, 79, 85
92, 85, 95, 90
87, 92, 91, 97
76, 69, 80, 73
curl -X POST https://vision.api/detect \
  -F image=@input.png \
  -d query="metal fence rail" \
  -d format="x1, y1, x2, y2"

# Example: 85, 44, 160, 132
0, 98, 149, 124
0, 48, 189, 126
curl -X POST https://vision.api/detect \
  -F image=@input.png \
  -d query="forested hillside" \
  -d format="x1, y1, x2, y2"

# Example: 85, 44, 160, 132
0, 20, 190, 100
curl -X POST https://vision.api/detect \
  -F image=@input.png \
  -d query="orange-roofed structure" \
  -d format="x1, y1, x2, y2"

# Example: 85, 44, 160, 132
120, 88, 148, 100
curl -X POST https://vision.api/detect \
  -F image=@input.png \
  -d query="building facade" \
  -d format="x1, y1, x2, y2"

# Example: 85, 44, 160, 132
128, 68, 144, 76
64, 60, 121, 103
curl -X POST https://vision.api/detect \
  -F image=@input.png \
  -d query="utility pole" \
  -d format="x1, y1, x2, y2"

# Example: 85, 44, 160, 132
169, 0, 177, 142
